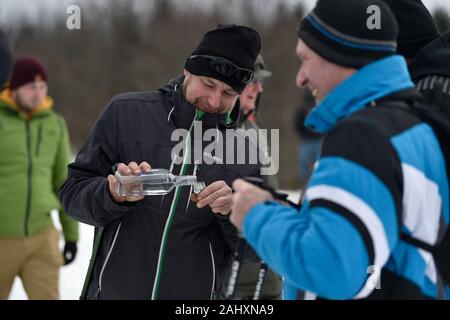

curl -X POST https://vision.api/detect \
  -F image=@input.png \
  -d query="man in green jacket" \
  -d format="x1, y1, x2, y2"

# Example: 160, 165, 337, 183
0, 57, 78, 299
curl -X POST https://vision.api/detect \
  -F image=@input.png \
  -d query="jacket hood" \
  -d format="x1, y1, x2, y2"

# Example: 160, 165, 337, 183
0, 88, 53, 117
409, 30, 450, 82
159, 75, 241, 130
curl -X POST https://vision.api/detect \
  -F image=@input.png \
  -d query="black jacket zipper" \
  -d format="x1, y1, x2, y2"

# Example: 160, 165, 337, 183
24, 120, 32, 236
35, 124, 42, 157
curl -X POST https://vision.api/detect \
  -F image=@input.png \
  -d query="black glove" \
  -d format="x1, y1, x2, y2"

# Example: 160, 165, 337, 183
63, 242, 78, 265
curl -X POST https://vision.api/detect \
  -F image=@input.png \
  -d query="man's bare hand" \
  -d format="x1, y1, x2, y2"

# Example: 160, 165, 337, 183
230, 179, 272, 231
108, 161, 151, 203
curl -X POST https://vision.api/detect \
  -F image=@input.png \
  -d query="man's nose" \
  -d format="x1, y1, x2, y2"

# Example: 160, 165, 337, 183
255, 81, 264, 93
34, 91, 44, 101
296, 68, 308, 88
208, 91, 221, 109
34, 91, 45, 104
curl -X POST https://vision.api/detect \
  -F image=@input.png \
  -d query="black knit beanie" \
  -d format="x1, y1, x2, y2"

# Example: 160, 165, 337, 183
0, 30, 13, 89
382, 0, 439, 59
297, 0, 398, 68
185, 25, 261, 93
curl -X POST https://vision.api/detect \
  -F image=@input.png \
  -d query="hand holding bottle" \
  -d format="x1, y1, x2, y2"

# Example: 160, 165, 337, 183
108, 161, 152, 203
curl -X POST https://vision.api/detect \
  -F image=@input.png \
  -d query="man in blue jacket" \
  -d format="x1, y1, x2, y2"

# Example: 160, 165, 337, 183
230, 0, 449, 299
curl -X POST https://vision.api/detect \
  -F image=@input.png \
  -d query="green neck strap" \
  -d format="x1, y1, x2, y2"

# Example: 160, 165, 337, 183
195, 109, 233, 124
226, 111, 233, 125
196, 110, 205, 120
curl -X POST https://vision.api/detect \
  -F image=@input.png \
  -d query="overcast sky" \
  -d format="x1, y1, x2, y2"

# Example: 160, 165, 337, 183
291, 0, 450, 12
1, 0, 449, 25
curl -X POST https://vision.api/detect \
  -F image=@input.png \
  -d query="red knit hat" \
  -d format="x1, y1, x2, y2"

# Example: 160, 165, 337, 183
9, 57, 48, 90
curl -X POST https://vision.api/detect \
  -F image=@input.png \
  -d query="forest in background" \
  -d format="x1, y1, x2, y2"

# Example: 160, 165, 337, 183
2, 0, 450, 188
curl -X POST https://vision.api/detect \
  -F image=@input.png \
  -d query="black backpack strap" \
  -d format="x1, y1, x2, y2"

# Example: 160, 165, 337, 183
400, 233, 437, 254
400, 232, 447, 299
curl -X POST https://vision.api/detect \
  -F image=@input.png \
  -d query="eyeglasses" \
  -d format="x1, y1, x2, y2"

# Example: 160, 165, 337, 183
190, 54, 255, 84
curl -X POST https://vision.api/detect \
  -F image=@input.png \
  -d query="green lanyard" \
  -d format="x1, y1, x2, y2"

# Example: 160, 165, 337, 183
196, 109, 233, 124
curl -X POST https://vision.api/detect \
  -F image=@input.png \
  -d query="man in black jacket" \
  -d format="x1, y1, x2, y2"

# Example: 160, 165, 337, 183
59, 25, 265, 299
410, 30, 450, 119
383, 0, 450, 118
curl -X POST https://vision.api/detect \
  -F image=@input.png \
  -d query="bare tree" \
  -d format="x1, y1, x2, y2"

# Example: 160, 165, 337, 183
10, 0, 308, 188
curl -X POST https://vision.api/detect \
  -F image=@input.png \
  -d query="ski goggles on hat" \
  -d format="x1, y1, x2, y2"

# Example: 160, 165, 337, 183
190, 54, 255, 84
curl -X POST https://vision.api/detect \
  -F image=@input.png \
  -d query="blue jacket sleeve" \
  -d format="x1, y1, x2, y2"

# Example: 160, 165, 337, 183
243, 201, 370, 299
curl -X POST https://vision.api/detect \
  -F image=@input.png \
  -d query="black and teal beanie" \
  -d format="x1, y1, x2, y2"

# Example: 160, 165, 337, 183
297, 0, 398, 68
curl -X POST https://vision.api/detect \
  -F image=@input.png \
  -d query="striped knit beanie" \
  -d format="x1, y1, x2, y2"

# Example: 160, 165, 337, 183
297, 0, 398, 68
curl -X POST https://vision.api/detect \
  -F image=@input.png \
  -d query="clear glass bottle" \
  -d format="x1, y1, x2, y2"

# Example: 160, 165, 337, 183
115, 168, 206, 196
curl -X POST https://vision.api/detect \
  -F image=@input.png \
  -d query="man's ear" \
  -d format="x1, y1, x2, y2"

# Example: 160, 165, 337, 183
183, 69, 190, 76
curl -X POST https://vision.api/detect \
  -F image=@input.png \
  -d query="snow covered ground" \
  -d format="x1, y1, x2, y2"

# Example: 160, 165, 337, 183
9, 190, 301, 300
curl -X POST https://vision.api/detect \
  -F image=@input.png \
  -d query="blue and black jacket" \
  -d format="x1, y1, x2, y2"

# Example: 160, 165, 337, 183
243, 55, 450, 299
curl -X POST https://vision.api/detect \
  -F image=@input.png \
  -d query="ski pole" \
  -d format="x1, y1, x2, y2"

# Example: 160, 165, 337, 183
240, 176, 301, 300
226, 176, 303, 300
225, 237, 247, 300
252, 261, 268, 300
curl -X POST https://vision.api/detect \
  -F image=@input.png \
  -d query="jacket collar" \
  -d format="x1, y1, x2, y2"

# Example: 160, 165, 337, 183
160, 75, 240, 131
305, 55, 414, 133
